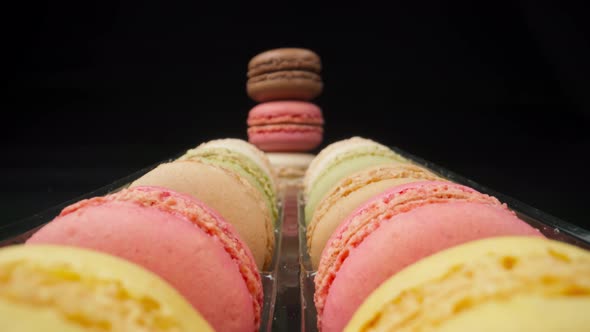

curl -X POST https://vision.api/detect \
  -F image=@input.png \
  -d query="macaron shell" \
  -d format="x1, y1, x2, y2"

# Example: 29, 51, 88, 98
321, 202, 543, 332
180, 147, 278, 222
435, 295, 590, 332
309, 179, 412, 256
316, 181, 500, 280
248, 124, 323, 152
0, 301, 85, 332
27, 202, 255, 332
308, 164, 442, 268
0, 245, 214, 332
314, 181, 533, 324
189, 138, 278, 193
247, 70, 323, 102
304, 137, 365, 191
304, 137, 397, 193
247, 101, 324, 126
344, 237, 590, 332
130, 160, 274, 269
309, 178, 414, 268
304, 155, 407, 224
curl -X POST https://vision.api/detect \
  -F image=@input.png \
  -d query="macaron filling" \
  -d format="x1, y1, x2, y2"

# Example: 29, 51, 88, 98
248, 124, 324, 134
247, 70, 322, 84
61, 186, 263, 330
248, 113, 324, 126
0, 260, 182, 331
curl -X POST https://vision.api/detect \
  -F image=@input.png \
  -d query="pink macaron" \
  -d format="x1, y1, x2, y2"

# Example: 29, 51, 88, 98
314, 181, 543, 332
247, 100, 324, 152
27, 186, 262, 332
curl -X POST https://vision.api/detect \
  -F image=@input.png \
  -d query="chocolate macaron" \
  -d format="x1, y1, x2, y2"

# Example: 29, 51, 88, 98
247, 48, 323, 102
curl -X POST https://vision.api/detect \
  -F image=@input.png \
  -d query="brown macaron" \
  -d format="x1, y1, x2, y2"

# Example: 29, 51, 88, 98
247, 48, 323, 102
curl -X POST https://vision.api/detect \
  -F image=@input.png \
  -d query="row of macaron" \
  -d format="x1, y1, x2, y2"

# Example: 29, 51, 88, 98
299, 137, 590, 331
2, 136, 589, 332
1, 138, 283, 332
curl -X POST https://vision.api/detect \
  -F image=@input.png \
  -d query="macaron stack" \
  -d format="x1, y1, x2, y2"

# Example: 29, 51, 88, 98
246, 48, 324, 153
303, 136, 590, 332
14, 138, 279, 332
246, 48, 326, 191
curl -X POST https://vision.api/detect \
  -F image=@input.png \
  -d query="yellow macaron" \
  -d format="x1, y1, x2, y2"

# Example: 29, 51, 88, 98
345, 236, 590, 332
0, 244, 213, 332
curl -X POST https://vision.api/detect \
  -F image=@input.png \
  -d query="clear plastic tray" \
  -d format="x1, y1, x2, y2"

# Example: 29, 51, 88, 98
1, 147, 589, 332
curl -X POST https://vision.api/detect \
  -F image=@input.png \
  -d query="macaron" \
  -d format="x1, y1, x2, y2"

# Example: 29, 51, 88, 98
179, 138, 279, 222
247, 101, 324, 152
345, 237, 590, 332
307, 163, 442, 269
26, 186, 261, 332
267, 152, 315, 179
315, 181, 542, 332
303, 137, 408, 224
247, 48, 323, 102
0, 244, 214, 332
130, 160, 274, 270
188, 138, 278, 189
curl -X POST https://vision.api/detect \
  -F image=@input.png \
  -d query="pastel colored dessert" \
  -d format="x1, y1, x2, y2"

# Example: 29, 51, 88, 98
187, 138, 278, 188
130, 160, 274, 269
0, 244, 214, 332
179, 138, 279, 222
267, 152, 315, 180
303, 137, 408, 224
315, 181, 542, 332
247, 48, 323, 102
345, 237, 590, 332
247, 101, 324, 152
307, 163, 442, 269
27, 186, 262, 332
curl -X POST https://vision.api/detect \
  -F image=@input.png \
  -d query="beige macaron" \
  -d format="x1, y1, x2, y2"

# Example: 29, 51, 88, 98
307, 163, 442, 269
130, 160, 274, 270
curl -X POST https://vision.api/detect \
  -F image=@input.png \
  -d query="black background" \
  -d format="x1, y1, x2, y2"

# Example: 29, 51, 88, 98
3, 2, 590, 230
